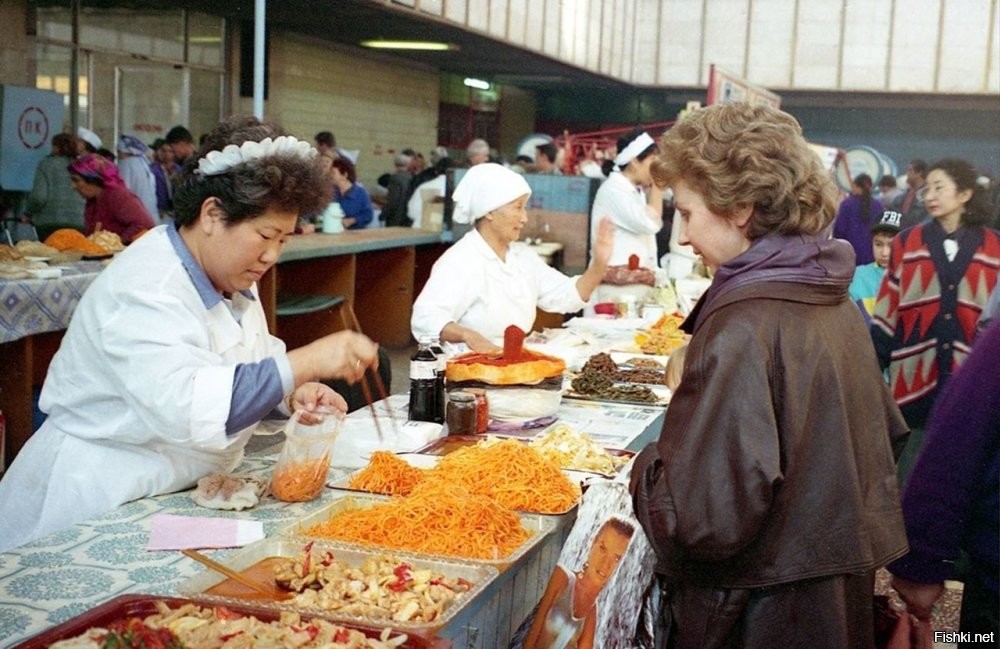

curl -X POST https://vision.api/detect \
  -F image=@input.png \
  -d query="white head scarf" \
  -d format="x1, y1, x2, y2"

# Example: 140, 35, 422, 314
613, 132, 654, 171
452, 163, 532, 224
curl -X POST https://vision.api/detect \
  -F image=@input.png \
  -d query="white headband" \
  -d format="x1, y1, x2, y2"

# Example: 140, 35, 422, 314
197, 135, 316, 176
613, 132, 655, 169
452, 163, 532, 224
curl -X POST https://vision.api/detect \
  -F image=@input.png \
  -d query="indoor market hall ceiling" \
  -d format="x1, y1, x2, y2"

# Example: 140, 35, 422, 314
71, 0, 630, 91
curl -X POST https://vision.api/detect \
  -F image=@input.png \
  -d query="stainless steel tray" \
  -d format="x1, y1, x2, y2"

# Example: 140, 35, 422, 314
328, 452, 583, 515
176, 536, 498, 634
281, 491, 555, 570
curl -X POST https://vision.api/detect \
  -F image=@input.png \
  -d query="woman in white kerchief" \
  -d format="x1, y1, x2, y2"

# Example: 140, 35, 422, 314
590, 129, 664, 268
411, 163, 614, 352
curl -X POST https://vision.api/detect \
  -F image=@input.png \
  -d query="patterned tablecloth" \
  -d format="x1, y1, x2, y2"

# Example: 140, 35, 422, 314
0, 262, 105, 344
0, 357, 663, 645
0, 446, 360, 645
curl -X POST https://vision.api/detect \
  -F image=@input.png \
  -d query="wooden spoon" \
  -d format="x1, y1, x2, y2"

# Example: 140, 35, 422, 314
181, 548, 290, 600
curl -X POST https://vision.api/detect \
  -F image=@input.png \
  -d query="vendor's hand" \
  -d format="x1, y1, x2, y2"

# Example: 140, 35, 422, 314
665, 344, 687, 391
890, 575, 944, 621
465, 331, 501, 354
591, 217, 615, 268
289, 330, 379, 385
289, 382, 348, 422
441, 322, 501, 354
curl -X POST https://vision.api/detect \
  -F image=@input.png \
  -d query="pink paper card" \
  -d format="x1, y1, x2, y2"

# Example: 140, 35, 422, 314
147, 513, 264, 550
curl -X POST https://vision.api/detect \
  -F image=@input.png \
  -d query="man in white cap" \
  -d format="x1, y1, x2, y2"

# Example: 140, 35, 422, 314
411, 163, 614, 351
116, 134, 160, 223
77, 127, 102, 154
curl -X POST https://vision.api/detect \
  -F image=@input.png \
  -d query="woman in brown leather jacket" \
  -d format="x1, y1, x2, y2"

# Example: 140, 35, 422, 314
630, 103, 909, 648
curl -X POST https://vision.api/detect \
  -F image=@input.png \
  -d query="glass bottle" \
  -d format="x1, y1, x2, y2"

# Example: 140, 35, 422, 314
429, 336, 447, 424
408, 337, 438, 422
446, 391, 477, 435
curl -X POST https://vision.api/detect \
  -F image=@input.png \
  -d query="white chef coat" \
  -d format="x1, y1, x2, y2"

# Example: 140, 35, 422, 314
0, 225, 286, 551
590, 171, 662, 268
411, 228, 586, 344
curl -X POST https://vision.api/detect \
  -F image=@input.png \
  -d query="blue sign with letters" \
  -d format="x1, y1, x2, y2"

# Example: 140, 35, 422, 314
1, 85, 66, 191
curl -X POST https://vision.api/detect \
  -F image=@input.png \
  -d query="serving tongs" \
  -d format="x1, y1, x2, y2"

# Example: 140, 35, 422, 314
181, 548, 291, 600
339, 300, 400, 442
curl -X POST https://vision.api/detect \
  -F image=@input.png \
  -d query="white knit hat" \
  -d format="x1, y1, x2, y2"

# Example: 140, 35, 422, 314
452, 163, 532, 224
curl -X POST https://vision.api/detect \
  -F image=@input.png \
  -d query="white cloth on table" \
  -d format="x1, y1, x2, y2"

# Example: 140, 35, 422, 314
0, 226, 285, 552
411, 228, 586, 344
590, 171, 662, 268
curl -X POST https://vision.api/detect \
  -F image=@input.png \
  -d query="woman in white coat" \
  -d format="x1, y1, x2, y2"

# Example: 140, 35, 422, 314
0, 116, 379, 552
411, 163, 614, 352
590, 130, 664, 268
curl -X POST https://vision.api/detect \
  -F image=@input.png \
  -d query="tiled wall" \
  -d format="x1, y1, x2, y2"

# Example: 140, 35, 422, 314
0, 2, 29, 86
253, 33, 441, 189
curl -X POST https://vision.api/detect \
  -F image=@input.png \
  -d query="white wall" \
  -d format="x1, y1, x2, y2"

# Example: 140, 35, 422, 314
400, 0, 1000, 94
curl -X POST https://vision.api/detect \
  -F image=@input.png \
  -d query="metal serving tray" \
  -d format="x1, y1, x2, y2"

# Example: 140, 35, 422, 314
176, 537, 497, 634
281, 491, 555, 571
14, 593, 448, 648
413, 435, 635, 477
328, 452, 581, 516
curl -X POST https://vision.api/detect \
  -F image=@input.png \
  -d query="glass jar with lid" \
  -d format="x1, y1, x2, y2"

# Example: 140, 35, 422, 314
446, 390, 477, 436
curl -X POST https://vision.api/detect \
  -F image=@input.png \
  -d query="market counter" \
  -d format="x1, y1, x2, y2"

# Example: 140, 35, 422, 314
0, 261, 105, 470
260, 228, 450, 348
0, 229, 450, 470
0, 397, 664, 648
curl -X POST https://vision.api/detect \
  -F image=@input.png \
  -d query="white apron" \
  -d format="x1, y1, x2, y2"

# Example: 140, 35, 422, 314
0, 228, 279, 551
411, 229, 586, 345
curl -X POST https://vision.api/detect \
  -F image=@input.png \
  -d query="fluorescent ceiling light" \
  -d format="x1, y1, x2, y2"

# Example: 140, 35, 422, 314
361, 40, 453, 51
463, 77, 490, 90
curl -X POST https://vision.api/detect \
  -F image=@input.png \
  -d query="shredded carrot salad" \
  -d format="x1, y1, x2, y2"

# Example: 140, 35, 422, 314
348, 451, 428, 496
301, 481, 529, 560
347, 440, 580, 514
271, 455, 331, 502
431, 439, 580, 514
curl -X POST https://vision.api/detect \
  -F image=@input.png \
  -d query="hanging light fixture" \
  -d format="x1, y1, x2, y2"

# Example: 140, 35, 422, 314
463, 77, 490, 90
361, 40, 455, 51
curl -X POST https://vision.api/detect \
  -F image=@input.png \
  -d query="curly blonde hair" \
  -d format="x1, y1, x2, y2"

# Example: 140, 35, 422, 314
652, 103, 838, 239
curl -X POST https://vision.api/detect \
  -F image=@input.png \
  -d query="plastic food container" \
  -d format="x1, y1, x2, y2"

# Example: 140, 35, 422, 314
15, 594, 447, 648
177, 537, 498, 633
282, 491, 555, 570
271, 408, 344, 502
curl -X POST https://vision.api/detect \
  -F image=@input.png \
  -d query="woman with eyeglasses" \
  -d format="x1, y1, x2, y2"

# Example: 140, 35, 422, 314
871, 157, 1000, 484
